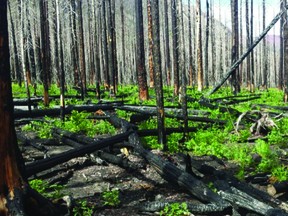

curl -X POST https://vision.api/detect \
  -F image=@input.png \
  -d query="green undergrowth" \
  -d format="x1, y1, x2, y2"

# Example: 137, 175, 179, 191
22, 110, 116, 138
17, 84, 288, 182
29, 179, 64, 199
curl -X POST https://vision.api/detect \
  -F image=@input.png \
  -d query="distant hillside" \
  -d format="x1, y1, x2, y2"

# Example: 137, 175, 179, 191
265, 34, 281, 47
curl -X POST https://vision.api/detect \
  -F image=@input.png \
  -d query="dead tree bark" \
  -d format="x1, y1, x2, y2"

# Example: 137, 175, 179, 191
250, 0, 255, 92
171, 0, 179, 96
147, 0, 154, 88
164, 0, 171, 86
150, 0, 166, 149
196, 0, 204, 91
283, 0, 288, 102
231, 0, 241, 95
135, 0, 149, 101
204, 0, 210, 88
188, 0, 194, 86
40, 0, 50, 106
26, 130, 132, 177
0, 3, 61, 214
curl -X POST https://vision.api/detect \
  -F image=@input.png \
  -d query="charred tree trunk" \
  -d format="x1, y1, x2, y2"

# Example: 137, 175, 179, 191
180, 0, 188, 140
55, 0, 65, 120
107, 0, 117, 95
101, 0, 110, 89
280, 1, 285, 90
204, 0, 210, 88
196, 0, 204, 91
250, 0, 255, 92
40, 0, 50, 106
77, 0, 87, 99
0, 2, 59, 214
262, 0, 268, 89
283, 0, 288, 102
7, 3, 21, 86
164, 0, 171, 86
231, 0, 241, 95
147, 0, 154, 88
171, 0, 179, 96
188, 0, 194, 86
120, 0, 125, 84
135, 0, 149, 101
245, 0, 251, 89
150, 0, 166, 149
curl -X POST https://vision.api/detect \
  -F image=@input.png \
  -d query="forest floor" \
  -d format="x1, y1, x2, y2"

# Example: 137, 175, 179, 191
20, 129, 286, 216
14, 86, 288, 216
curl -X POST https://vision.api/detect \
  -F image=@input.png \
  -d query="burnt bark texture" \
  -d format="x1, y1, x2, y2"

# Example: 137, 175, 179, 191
196, 0, 204, 91
40, 0, 50, 106
171, 0, 179, 96
147, 0, 154, 88
283, 0, 288, 102
231, 0, 241, 95
135, 0, 149, 101
0, 2, 60, 215
150, 0, 166, 149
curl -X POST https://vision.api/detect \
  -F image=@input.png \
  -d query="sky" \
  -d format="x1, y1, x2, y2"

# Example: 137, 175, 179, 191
188, 0, 282, 36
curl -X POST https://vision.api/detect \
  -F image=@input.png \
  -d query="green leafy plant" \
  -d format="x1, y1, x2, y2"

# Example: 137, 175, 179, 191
254, 139, 279, 172
272, 165, 288, 182
73, 200, 94, 216
29, 179, 64, 199
160, 202, 190, 216
22, 110, 116, 138
101, 188, 120, 207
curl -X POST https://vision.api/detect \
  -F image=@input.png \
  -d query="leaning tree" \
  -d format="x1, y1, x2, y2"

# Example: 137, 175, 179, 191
0, 2, 62, 215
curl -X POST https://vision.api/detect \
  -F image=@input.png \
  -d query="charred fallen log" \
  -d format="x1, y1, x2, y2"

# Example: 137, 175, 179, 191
138, 200, 231, 215
209, 93, 262, 103
25, 131, 132, 177
118, 105, 211, 116
14, 104, 115, 119
105, 112, 232, 213
222, 96, 261, 105
252, 104, 288, 112
217, 184, 287, 216
106, 111, 288, 215
117, 105, 225, 124
199, 99, 240, 116
137, 126, 205, 137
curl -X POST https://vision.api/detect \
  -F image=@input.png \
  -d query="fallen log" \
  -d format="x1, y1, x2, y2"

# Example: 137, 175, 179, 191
187, 155, 288, 211
14, 104, 115, 119
96, 151, 140, 171
199, 99, 240, 116
13, 97, 43, 105
209, 93, 262, 102
138, 200, 231, 215
252, 104, 288, 112
217, 184, 288, 216
118, 105, 211, 116
17, 132, 56, 152
117, 105, 226, 124
106, 112, 288, 215
25, 130, 132, 177
223, 96, 261, 105
106, 112, 232, 212
137, 126, 204, 137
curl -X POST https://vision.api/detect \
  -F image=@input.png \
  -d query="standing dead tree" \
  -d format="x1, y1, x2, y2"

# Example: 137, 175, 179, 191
135, 0, 149, 100
150, 0, 166, 149
0, 2, 61, 214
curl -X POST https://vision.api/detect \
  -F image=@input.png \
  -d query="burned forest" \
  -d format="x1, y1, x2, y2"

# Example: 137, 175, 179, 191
1, 0, 288, 215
